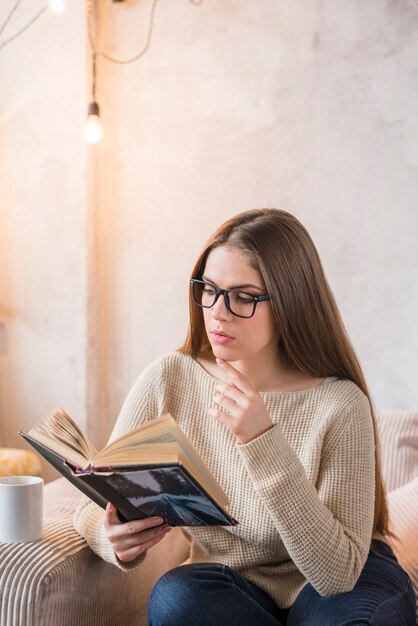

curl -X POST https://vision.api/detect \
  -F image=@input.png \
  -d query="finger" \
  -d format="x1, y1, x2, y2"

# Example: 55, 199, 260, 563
214, 383, 245, 405
122, 516, 165, 535
116, 529, 171, 563
208, 406, 236, 428
216, 358, 255, 394
105, 502, 122, 526
105, 504, 164, 535
213, 392, 238, 414
113, 524, 171, 551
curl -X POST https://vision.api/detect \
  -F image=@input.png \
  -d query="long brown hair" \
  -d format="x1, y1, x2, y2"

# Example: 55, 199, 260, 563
179, 208, 390, 538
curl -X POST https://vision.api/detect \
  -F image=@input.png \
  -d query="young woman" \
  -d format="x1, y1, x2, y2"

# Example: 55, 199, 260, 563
74, 209, 416, 625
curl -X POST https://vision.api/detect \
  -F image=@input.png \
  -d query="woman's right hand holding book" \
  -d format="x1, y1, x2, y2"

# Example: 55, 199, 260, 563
104, 503, 172, 563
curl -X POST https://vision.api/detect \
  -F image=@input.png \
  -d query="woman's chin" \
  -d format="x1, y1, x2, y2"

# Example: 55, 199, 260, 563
211, 346, 227, 360
211, 346, 239, 362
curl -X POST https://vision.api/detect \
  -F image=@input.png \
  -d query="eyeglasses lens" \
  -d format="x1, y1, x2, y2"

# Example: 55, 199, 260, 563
192, 281, 256, 318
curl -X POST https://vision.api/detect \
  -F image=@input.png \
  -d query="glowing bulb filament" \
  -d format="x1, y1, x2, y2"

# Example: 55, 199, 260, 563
83, 102, 104, 144
49, 0, 67, 13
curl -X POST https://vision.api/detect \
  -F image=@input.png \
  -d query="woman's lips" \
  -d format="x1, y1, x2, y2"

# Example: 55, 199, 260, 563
210, 330, 235, 345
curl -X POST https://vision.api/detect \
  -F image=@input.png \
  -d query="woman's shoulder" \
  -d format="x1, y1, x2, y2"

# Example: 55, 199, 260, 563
142, 351, 197, 378
320, 377, 371, 419
324, 377, 367, 400
126, 352, 197, 401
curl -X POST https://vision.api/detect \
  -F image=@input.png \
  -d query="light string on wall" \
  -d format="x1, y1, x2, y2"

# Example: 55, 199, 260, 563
0, 0, 67, 52
87, 0, 159, 66
85, 0, 203, 144
85, 0, 159, 144
0, 0, 203, 141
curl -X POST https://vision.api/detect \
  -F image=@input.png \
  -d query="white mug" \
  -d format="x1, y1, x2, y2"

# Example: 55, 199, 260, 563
0, 475, 43, 543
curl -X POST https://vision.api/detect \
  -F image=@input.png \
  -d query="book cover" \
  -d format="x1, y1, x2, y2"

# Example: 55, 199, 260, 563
20, 432, 238, 527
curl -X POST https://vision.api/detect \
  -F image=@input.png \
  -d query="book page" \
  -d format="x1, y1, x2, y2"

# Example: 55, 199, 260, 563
27, 409, 97, 470
95, 414, 229, 506
26, 411, 229, 508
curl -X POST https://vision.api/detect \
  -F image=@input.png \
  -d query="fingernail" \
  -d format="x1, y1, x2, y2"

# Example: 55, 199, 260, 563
152, 517, 164, 524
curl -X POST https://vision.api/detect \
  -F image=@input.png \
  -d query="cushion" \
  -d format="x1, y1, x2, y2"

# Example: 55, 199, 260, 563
378, 410, 418, 492
378, 410, 418, 622
0, 448, 42, 477
0, 478, 189, 626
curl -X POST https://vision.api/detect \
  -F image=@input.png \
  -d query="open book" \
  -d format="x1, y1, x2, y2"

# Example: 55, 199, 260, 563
20, 410, 237, 527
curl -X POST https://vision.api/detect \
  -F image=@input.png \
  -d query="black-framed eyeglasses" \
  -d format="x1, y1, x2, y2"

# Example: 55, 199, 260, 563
190, 279, 271, 319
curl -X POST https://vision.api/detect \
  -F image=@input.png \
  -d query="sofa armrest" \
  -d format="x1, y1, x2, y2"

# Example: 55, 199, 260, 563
388, 477, 418, 615
0, 478, 190, 626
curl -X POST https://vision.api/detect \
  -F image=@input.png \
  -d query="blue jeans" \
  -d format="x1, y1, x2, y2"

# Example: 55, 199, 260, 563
148, 540, 416, 625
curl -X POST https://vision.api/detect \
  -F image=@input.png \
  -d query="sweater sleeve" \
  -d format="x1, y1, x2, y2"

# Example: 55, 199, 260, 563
236, 394, 375, 596
72, 358, 166, 570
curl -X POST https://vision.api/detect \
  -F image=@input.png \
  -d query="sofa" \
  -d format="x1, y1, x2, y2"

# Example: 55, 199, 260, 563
0, 409, 417, 626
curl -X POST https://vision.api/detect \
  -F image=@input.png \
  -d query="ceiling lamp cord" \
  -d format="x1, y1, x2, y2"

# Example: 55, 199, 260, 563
0, 0, 203, 142
84, 0, 203, 143
0, 1, 67, 52
87, 0, 159, 66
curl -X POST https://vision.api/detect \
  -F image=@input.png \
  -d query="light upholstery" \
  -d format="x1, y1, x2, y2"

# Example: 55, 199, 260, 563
0, 478, 190, 626
0, 409, 416, 625
378, 410, 418, 624
0, 448, 42, 477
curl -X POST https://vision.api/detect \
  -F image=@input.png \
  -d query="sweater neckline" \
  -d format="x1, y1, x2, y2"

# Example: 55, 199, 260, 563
183, 353, 338, 397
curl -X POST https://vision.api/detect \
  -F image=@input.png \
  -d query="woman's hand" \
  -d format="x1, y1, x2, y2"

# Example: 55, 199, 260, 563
208, 358, 273, 444
104, 503, 172, 563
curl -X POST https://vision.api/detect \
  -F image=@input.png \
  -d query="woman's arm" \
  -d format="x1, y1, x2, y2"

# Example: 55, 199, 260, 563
210, 358, 375, 596
73, 357, 168, 569
237, 395, 375, 596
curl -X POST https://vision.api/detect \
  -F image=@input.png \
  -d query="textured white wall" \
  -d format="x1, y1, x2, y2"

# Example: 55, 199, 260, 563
96, 0, 418, 426
0, 1, 417, 468
0, 0, 87, 465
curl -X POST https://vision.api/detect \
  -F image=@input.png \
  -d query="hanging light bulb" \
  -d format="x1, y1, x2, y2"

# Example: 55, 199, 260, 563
49, 0, 67, 13
84, 46, 103, 144
83, 101, 104, 144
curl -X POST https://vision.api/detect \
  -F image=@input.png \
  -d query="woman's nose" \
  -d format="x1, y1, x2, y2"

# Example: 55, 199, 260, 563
211, 293, 232, 320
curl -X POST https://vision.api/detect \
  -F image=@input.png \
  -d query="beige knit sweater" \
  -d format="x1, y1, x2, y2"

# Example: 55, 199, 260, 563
73, 351, 376, 608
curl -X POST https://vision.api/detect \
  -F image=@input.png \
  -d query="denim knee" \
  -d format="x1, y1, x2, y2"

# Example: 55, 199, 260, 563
147, 563, 285, 626
369, 577, 417, 626
148, 566, 199, 626
287, 541, 416, 626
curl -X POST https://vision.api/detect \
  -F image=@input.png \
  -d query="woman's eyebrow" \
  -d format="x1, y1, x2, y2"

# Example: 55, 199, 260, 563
201, 276, 265, 291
